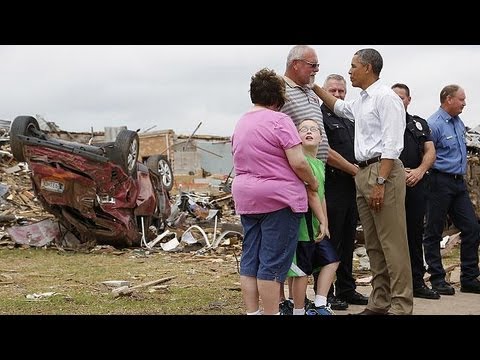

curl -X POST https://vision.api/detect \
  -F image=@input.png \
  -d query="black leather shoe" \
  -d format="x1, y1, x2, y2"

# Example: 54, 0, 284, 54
413, 285, 441, 300
355, 308, 388, 315
431, 282, 455, 295
339, 291, 369, 305
460, 279, 480, 294
327, 296, 349, 310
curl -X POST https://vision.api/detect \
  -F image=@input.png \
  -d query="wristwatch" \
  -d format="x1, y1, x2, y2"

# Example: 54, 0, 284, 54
376, 176, 386, 185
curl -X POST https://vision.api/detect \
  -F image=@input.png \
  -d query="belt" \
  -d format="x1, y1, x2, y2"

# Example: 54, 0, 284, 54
430, 168, 464, 180
356, 156, 381, 168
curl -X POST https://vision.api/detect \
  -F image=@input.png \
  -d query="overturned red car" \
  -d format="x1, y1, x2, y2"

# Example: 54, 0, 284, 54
10, 116, 172, 248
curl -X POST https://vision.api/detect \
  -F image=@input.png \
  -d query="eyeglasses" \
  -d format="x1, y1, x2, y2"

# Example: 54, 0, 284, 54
299, 126, 320, 133
299, 59, 320, 69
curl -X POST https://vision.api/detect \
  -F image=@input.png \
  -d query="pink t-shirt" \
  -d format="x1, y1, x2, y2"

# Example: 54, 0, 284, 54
231, 108, 308, 214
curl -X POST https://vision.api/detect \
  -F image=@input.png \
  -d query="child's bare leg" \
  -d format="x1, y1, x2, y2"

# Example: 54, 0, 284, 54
292, 276, 308, 315
315, 262, 339, 306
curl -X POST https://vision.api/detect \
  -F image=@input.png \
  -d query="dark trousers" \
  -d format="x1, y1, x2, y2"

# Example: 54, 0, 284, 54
405, 179, 428, 289
424, 172, 480, 285
314, 172, 357, 297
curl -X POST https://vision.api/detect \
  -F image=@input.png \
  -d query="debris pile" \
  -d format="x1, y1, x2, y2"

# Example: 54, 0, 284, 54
1, 135, 242, 254
466, 154, 480, 218
4, 123, 480, 258
0, 142, 53, 246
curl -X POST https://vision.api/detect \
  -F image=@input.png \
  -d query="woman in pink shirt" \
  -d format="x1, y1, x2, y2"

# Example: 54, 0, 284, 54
232, 68, 319, 315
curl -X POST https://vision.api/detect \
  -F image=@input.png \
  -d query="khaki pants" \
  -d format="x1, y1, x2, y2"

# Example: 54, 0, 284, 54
355, 159, 413, 315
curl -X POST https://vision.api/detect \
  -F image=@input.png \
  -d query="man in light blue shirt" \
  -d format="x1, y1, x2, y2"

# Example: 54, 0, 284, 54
423, 84, 480, 295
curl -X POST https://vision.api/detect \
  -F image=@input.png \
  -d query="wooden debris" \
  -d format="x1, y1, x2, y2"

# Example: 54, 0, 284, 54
440, 232, 461, 256
423, 263, 459, 283
1, 273, 13, 280
0, 215, 16, 223
0, 149, 13, 158
148, 285, 170, 293
102, 280, 130, 288
182, 258, 212, 263
356, 275, 372, 286
21, 191, 35, 200
112, 276, 177, 297
225, 286, 241, 291
4, 164, 22, 174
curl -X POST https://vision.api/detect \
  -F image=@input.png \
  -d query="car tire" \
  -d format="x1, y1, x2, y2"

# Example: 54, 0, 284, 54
146, 155, 174, 191
110, 130, 139, 177
10, 116, 40, 162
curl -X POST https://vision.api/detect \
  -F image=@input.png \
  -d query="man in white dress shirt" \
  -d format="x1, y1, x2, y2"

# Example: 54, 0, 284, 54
312, 48, 413, 315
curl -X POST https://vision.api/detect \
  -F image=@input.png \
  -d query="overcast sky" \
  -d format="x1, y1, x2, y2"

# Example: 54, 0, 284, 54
1, 45, 479, 137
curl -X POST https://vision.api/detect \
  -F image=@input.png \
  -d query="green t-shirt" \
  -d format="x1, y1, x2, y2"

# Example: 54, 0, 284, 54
297, 155, 325, 242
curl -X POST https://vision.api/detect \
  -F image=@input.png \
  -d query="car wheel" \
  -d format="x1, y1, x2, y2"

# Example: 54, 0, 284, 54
146, 155, 174, 191
111, 130, 139, 177
10, 116, 40, 162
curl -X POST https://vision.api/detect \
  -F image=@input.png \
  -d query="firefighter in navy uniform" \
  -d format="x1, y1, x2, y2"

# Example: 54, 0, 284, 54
313, 74, 368, 309
392, 83, 439, 300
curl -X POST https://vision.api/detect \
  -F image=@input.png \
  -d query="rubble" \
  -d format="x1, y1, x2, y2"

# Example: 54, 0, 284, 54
1, 142, 53, 246
0, 133, 241, 254
466, 154, 480, 218
2, 121, 478, 266
7, 219, 61, 247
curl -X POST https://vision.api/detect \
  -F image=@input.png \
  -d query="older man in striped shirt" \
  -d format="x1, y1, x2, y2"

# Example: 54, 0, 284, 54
281, 45, 357, 173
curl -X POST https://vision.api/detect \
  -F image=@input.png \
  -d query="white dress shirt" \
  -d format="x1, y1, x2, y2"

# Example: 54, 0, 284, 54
333, 81, 406, 162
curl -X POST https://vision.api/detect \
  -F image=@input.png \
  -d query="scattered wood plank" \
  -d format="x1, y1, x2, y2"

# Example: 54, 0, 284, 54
18, 192, 35, 207
4, 164, 22, 174
182, 258, 210, 263
355, 275, 372, 286
440, 232, 461, 256
225, 286, 241, 291
112, 276, 177, 297
0, 215, 16, 223
22, 191, 35, 200
423, 263, 459, 283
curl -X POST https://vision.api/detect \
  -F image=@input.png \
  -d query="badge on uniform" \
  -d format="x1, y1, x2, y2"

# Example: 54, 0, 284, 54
415, 122, 423, 131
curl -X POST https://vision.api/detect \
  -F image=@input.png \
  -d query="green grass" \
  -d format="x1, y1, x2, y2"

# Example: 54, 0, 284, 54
0, 247, 244, 315
1, 242, 463, 315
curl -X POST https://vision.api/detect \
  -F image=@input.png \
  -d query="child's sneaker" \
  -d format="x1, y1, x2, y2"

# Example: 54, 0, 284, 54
305, 305, 335, 315
279, 299, 293, 315
304, 297, 315, 311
